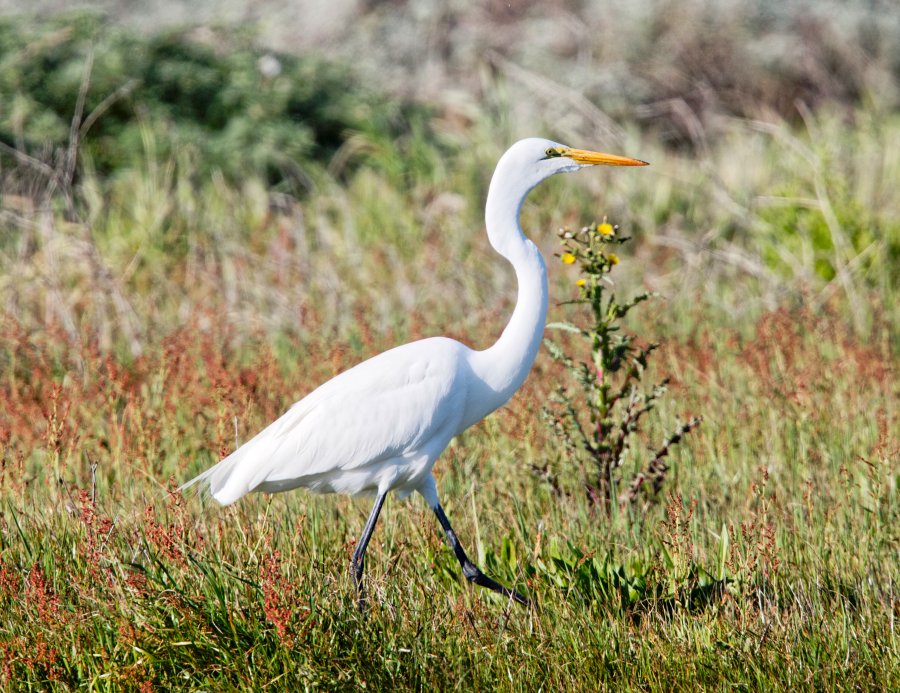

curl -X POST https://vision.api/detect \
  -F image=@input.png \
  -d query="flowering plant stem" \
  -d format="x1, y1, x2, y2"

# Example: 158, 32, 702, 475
541, 220, 701, 514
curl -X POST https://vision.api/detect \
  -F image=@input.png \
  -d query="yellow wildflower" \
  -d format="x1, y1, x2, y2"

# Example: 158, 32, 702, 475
608, 253, 620, 265
561, 252, 576, 265
576, 278, 586, 287
597, 222, 614, 236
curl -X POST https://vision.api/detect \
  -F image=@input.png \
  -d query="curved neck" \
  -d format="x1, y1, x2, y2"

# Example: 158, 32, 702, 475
470, 184, 549, 411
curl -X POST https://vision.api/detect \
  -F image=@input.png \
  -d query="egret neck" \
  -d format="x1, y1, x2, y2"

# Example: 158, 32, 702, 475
470, 170, 549, 418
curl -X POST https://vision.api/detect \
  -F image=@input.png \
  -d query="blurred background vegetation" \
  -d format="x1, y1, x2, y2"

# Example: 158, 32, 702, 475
2, 2, 899, 346
0, 1, 897, 689
1, 1, 898, 352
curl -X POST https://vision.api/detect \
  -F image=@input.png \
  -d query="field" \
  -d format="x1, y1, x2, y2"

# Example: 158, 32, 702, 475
0, 3, 898, 690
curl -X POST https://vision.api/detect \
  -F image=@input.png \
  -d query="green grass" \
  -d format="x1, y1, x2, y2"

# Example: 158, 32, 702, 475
1, 10, 899, 691
0, 296, 896, 690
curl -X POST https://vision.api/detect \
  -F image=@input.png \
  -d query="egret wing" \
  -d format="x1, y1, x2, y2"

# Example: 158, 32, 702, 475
186, 337, 468, 504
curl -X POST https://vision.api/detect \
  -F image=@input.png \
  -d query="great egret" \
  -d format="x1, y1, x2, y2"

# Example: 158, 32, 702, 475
181, 138, 647, 607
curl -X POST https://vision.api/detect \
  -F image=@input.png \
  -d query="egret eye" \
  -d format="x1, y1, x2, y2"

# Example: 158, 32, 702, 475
544, 147, 563, 159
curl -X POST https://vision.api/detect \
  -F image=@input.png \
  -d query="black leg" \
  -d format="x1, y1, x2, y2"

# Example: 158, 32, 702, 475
432, 503, 529, 607
350, 492, 387, 610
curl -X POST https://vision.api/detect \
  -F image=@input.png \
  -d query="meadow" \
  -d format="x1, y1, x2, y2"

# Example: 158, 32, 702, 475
0, 4, 898, 690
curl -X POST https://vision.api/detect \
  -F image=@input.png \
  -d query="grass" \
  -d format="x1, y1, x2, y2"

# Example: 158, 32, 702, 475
0, 289, 896, 689
1, 8, 899, 691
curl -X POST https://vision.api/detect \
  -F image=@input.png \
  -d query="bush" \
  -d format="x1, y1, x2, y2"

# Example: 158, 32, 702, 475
0, 13, 423, 186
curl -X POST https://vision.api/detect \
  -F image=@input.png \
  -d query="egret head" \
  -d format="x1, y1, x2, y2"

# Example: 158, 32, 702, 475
539, 141, 648, 173
489, 138, 646, 209
485, 137, 647, 256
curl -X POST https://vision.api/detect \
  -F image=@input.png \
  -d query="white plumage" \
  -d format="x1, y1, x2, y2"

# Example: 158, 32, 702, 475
181, 138, 647, 606
184, 337, 467, 505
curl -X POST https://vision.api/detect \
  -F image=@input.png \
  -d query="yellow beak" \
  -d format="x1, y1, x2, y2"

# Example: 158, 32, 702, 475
563, 148, 648, 167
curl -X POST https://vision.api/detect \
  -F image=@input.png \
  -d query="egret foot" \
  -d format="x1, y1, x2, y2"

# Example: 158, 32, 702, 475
432, 503, 530, 607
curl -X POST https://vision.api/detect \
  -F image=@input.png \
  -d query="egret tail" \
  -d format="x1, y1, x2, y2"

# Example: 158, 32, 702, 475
179, 447, 250, 505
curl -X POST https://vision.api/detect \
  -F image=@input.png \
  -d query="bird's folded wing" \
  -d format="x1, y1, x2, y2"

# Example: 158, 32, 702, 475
219, 338, 467, 494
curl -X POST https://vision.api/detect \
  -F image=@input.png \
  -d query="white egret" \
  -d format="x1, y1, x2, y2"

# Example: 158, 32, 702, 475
180, 138, 647, 606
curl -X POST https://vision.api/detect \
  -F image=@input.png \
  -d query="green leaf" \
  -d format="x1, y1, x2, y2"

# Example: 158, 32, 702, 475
546, 321, 584, 334
717, 523, 729, 581
660, 542, 674, 571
